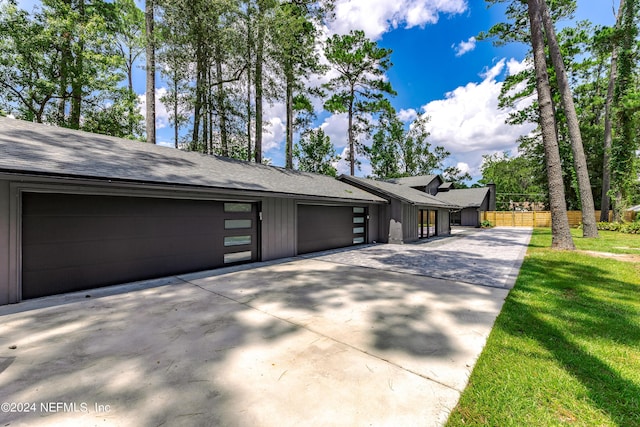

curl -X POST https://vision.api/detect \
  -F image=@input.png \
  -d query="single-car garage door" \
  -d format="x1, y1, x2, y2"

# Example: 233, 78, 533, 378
297, 205, 366, 254
22, 193, 259, 299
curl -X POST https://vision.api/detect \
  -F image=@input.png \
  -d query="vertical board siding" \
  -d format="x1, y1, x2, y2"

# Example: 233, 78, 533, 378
261, 197, 296, 261
368, 204, 380, 243
403, 204, 418, 242
387, 199, 404, 243
0, 181, 9, 304
481, 210, 616, 227
438, 209, 450, 236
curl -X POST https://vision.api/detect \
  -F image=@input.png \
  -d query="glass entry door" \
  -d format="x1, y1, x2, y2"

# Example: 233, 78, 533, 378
419, 209, 438, 239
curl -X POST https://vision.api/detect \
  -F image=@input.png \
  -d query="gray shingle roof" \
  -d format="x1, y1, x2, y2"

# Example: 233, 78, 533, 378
436, 187, 490, 208
385, 175, 441, 187
0, 118, 385, 203
339, 175, 459, 209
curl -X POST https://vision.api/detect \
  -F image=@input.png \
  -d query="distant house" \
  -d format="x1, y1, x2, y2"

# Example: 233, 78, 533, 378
388, 175, 497, 228
386, 175, 443, 196
339, 176, 457, 244
435, 185, 497, 227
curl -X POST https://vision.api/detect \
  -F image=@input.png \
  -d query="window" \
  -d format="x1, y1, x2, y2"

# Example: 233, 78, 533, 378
224, 251, 252, 264
224, 203, 252, 212
353, 207, 365, 214
353, 217, 365, 224
225, 219, 252, 229
224, 236, 251, 247
353, 227, 365, 234
353, 237, 365, 244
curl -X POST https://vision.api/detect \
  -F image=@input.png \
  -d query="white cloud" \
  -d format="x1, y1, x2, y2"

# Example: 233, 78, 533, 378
335, 146, 352, 176
453, 36, 476, 57
397, 108, 418, 123
262, 102, 287, 153
320, 113, 350, 148
420, 58, 537, 179
456, 161, 470, 174
334, 146, 373, 177
138, 88, 171, 130
506, 57, 532, 75
329, 0, 468, 40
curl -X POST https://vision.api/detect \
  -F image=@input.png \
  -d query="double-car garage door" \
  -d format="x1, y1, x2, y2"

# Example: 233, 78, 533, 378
21, 193, 259, 299
297, 204, 367, 254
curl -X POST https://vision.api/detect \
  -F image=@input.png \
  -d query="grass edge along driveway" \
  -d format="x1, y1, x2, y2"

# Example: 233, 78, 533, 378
446, 229, 640, 427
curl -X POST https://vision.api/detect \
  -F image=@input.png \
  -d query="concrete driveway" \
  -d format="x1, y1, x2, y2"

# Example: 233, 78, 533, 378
0, 227, 532, 426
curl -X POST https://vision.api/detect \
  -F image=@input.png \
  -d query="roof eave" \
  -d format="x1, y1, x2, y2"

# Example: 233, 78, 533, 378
0, 169, 389, 204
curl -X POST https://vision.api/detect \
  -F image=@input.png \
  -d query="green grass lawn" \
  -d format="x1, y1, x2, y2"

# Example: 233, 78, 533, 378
446, 229, 640, 427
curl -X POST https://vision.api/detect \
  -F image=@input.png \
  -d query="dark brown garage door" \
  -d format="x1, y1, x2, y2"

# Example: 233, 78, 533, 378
297, 205, 366, 254
22, 193, 259, 299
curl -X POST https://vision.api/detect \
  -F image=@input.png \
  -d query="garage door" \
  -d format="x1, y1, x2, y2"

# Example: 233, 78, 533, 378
22, 193, 259, 299
297, 205, 366, 254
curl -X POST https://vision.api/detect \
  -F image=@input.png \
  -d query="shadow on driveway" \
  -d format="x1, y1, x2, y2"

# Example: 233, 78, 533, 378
0, 228, 532, 426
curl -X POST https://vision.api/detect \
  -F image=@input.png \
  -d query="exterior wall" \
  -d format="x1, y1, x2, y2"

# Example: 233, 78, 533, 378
402, 203, 419, 243
461, 208, 480, 227
380, 203, 451, 244
0, 180, 9, 305
479, 194, 490, 212
376, 203, 391, 244
367, 204, 380, 243
387, 199, 404, 244
261, 197, 296, 261
438, 209, 451, 236
487, 183, 497, 211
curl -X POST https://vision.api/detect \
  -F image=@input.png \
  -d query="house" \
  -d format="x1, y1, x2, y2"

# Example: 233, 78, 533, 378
0, 118, 391, 305
339, 175, 457, 243
387, 174, 497, 227
386, 174, 443, 196
435, 184, 496, 227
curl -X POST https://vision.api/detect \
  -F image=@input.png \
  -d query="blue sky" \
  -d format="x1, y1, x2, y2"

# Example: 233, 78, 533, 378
308, 0, 617, 180
14, 0, 618, 180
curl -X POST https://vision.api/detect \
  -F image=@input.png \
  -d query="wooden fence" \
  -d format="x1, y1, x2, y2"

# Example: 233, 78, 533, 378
481, 210, 619, 228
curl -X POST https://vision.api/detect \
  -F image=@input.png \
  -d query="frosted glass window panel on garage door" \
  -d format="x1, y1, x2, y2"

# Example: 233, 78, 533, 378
225, 219, 252, 229
224, 236, 252, 247
224, 203, 252, 212
224, 251, 253, 264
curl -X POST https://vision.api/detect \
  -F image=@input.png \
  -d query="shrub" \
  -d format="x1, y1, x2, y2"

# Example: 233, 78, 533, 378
596, 221, 640, 234
481, 220, 493, 228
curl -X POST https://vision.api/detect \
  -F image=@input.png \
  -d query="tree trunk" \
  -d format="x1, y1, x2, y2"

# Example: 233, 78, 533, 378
215, 42, 229, 157
285, 69, 294, 168
611, 0, 637, 221
348, 85, 355, 175
127, 49, 135, 137
145, 0, 156, 144
601, 0, 624, 222
254, 5, 264, 164
528, 0, 575, 250
57, 19, 71, 126
540, 0, 598, 237
192, 43, 204, 149
246, 3, 253, 161
69, 0, 85, 130
173, 75, 179, 149
203, 61, 210, 155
